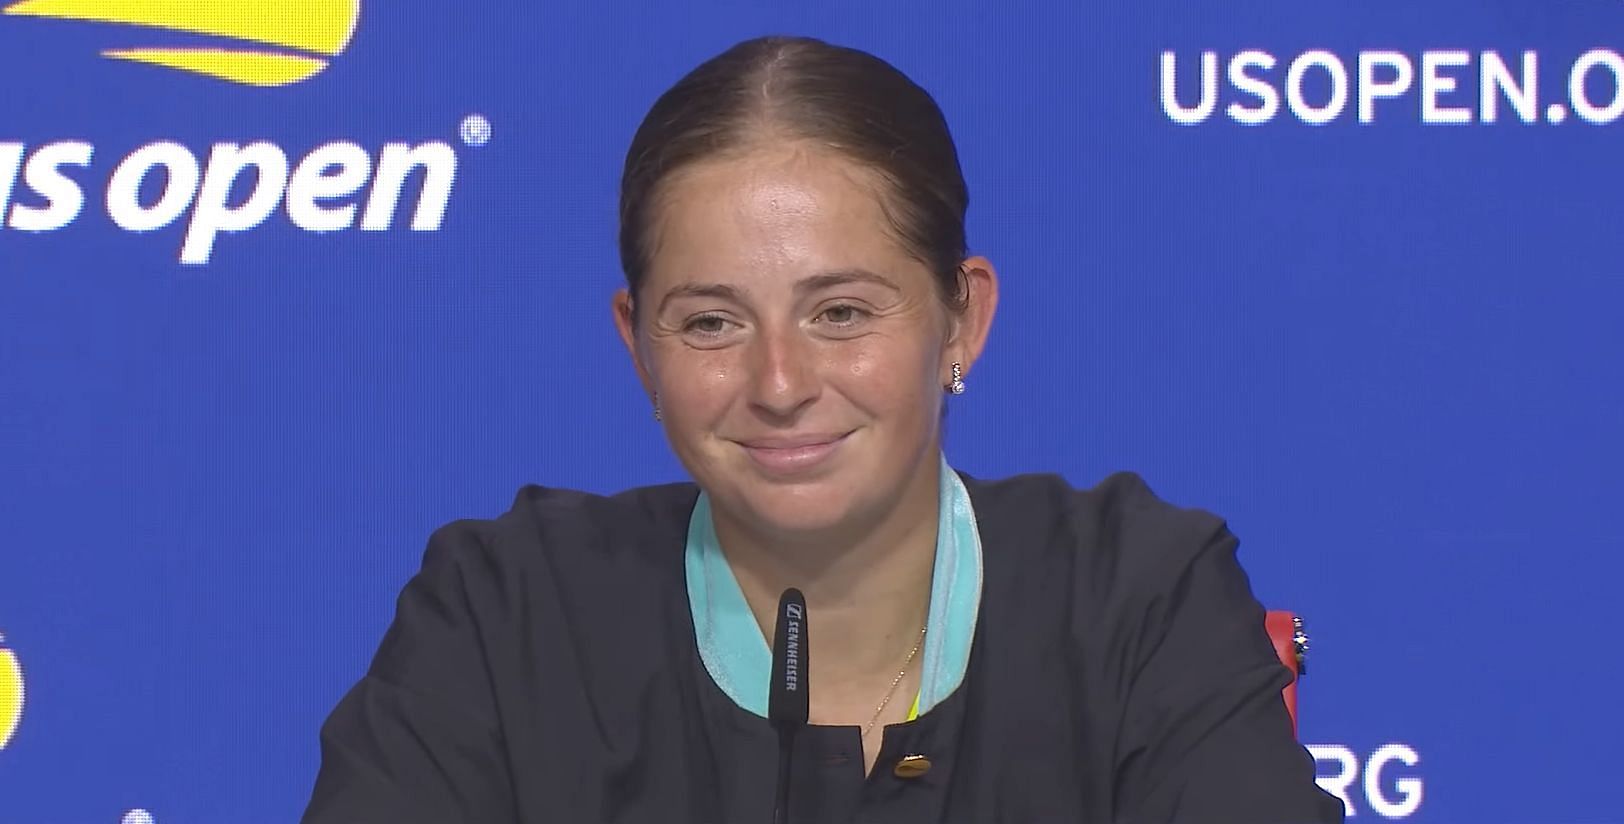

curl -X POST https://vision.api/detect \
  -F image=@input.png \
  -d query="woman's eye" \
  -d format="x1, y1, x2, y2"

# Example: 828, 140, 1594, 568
818, 304, 866, 326
683, 314, 731, 335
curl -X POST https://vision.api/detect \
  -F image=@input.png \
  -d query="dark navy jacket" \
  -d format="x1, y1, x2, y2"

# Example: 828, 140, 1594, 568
302, 470, 1345, 824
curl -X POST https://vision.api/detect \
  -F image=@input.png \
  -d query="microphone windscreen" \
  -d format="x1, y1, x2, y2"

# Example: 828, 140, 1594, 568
769, 588, 809, 727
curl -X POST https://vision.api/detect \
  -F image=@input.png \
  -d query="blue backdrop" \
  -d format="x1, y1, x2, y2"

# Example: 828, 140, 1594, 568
2, 1, 1620, 822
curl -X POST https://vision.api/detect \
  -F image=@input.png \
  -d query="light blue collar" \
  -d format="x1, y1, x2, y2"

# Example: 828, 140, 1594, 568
684, 454, 983, 718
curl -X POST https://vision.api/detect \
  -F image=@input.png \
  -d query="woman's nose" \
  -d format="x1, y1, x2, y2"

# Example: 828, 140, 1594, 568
746, 323, 820, 419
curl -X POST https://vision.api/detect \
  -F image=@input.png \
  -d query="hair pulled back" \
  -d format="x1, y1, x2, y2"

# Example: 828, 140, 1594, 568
618, 36, 970, 313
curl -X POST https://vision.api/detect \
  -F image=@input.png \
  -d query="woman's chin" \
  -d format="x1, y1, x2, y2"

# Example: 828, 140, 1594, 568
733, 484, 864, 538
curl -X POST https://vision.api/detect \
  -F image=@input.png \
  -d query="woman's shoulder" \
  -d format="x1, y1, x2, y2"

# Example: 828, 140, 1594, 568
505, 479, 702, 540
416, 480, 702, 582
960, 468, 1235, 582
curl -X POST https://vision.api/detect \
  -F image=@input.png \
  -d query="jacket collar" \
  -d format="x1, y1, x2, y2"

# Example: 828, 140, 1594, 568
684, 453, 984, 717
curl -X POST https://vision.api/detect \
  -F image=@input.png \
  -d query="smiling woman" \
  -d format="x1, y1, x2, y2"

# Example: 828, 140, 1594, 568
614, 144, 991, 541
302, 35, 1343, 824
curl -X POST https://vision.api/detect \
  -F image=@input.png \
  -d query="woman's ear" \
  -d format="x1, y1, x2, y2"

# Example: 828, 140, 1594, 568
944, 256, 999, 384
612, 289, 654, 397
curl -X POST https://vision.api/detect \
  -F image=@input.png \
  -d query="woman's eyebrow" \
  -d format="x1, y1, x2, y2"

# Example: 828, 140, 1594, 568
795, 269, 900, 295
657, 269, 897, 313
657, 282, 744, 314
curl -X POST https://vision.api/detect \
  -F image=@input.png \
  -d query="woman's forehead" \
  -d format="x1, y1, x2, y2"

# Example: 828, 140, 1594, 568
660, 146, 889, 232
644, 148, 924, 290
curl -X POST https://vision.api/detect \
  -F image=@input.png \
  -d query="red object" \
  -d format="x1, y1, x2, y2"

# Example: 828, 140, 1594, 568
1264, 610, 1306, 737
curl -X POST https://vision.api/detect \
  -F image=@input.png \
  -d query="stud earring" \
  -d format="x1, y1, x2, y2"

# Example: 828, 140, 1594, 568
948, 362, 966, 395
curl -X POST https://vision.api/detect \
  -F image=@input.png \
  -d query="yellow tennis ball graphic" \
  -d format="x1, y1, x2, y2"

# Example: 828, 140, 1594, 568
0, 632, 23, 750
3, 0, 363, 86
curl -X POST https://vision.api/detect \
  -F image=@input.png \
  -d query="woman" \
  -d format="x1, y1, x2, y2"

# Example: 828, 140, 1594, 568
303, 35, 1343, 824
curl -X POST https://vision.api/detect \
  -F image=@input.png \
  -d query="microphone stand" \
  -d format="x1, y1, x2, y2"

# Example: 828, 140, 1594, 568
769, 589, 809, 824
773, 726, 794, 824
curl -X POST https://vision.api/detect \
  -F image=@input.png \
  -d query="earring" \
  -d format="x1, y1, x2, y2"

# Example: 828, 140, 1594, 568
652, 392, 662, 421
948, 362, 966, 395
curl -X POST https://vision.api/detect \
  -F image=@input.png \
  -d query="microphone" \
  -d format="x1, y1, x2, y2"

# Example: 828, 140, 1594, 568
768, 588, 808, 824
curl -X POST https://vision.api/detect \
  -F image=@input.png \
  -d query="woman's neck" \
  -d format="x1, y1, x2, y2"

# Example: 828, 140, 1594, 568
712, 457, 941, 683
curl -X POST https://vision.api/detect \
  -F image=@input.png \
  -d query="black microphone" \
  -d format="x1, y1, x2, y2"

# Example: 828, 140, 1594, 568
768, 588, 808, 824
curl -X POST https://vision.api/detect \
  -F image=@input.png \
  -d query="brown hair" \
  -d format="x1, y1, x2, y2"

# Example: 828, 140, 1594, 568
618, 35, 970, 315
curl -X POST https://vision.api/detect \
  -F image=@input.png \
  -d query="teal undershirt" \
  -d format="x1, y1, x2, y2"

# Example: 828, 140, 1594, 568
684, 453, 983, 719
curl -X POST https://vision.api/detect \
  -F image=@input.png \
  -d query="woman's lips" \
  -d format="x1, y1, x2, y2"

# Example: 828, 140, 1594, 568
738, 433, 851, 476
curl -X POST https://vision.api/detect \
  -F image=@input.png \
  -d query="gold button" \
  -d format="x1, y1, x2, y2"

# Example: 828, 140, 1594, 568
893, 754, 931, 779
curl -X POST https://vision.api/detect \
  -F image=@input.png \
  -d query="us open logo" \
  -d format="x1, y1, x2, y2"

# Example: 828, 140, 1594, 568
3, 0, 360, 86
1, 0, 493, 264
1162, 48, 1624, 126
0, 631, 23, 752
0, 630, 163, 824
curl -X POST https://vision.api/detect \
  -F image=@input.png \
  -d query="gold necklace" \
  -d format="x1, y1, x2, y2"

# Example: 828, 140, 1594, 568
861, 625, 928, 740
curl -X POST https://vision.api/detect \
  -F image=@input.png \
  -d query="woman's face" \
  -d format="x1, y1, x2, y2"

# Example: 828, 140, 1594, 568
614, 143, 994, 539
